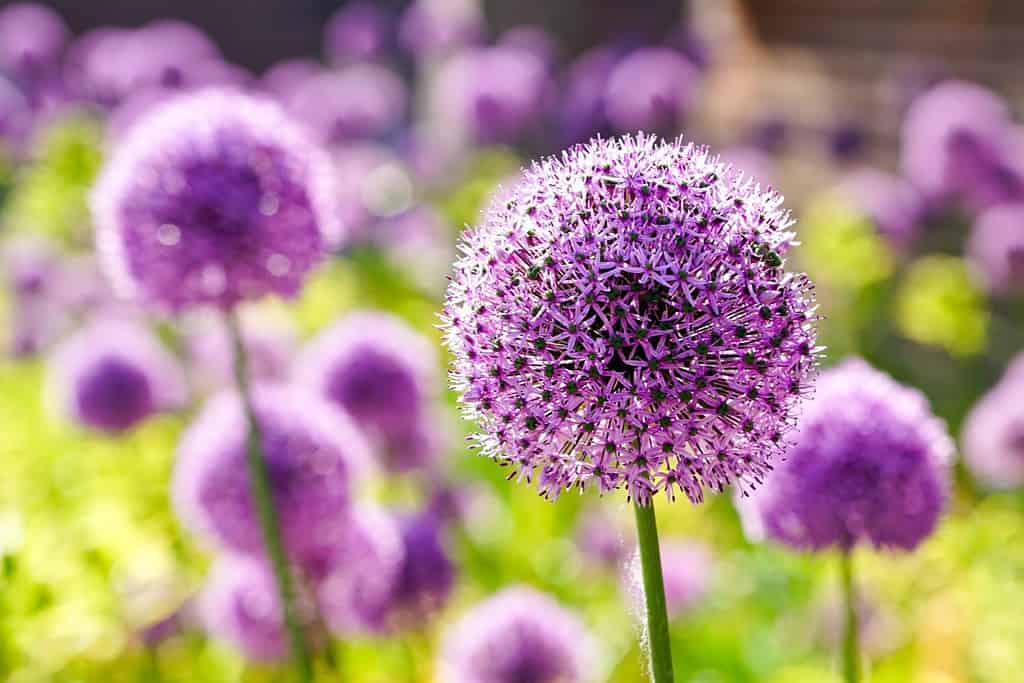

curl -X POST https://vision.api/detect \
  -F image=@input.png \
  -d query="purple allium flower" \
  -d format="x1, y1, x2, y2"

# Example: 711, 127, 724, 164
139, 600, 194, 648
199, 554, 314, 662
746, 116, 789, 154
835, 169, 925, 250
429, 45, 552, 146
172, 384, 371, 557
0, 73, 30, 148
46, 317, 187, 433
437, 586, 597, 683
91, 89, 340, 311
398, 0, 484, 60
329, 142, 413, 240
305, 505, 405, 635
604, 48, 698, 134
294, 311, 440, 471
0, 3, 68, 82
575, 507, 630, 568
960, 368, 1024, 489
388, 511, 456, 625
827, 121, 867, 162
560, 46, 620, 144
737, 358, 953, 552
2, 236, 59, 298
6, 298, 69, 358
498, 25, 559, 66
901, 80, 1024, 210
443, 134, 820, 504
260, 59, 323, 101
324, 2, 392, 64
181, 309, 297, 392
966, 203, 1024, 294
625, 540, 712, 619
285, 65, 407, 145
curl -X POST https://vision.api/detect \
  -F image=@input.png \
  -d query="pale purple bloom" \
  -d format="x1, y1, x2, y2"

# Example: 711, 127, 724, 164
389, 511, 456, 625
294, 311, 440, 471
438, 586, 597, 683
966, 203, 1024, 294
623, 539, 712, 619
0, 74, 31, 148
498, 25, 559, 66
901, 80, 1024, 210
560, 46, 620, 144
172, 384, 371, 557
575, 508, 630, 568
398, 0, 484, 59
444, 134, 820, 504
604, 48, 698, 134
324, 2, 392, 64
286, 65, 407, 144
46, 317, 187, 433
0, 3, 68, 82
329, 142, 411, 240
828, 121, 867, 162
738, 358, 953, 551
91, 89, 340, 311
259, 59, 323, 101
181, 309, 297, 392
6, 299, 69, 358
374, 205, 454, 293
2, 236, 59, 298
961, 362, 1024, 489
835, 169, 925, 250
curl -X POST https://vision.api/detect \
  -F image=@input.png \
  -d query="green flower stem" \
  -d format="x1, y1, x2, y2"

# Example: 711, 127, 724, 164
633, 501, 675, 683
227, 311, 313, 683
840, 548, 860, 683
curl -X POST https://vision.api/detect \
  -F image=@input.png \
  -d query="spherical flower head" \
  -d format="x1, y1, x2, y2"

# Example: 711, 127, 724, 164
737, 358, 953, 552
0, 3, 69, 80
438, 586, 597, 683
324, 2, 392, 64
398, 0, 484, 59
286, 65, 407, 145
46, 317, 187, 433
625, 540, 712, 619
966, 203, 1024, 294
961, 370, 1024, 490
199, 554, 313, 661
430, 45, 552, 146
604, 48, 699, 134
901, 80, 1024, 209
443, 134, 820, 504
91, 89, 341, 311
172, 384, 371, 557
294, 311, 440, 469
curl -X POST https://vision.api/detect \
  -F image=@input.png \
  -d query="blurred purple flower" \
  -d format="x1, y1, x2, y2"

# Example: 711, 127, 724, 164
901, 80, 1024, 211
604, 48, 698, 134
0, 74, 31, 149
575, 508, 630, 569
2, 236, 60, 298
259, 59, 323, 101
172, 384, 371, 557
443, 134, 820, 504
6, 299, 69, 358
623, 539, 712, 619
737, 358, 953, 552
324, 2, 392, 64
437, 586, 597, 683
0, 3, 68, 83
835, 169, 925, 250
498, 25, 559, 66
329, 142, 413, 240
559, 46, 620, 144
181, 310, 297, 393
389, 511, 456, 625
286, 65, 407, 144
91, 89, 340, 311
746, 115, 789, 154
961, 361, 1024, 489
46, 317, 187, 433
966, 203, 1024, 294
294, 311, 440, 471
398, 0, 484, 60
374, 205, 454, 293
827, 120, 867, 162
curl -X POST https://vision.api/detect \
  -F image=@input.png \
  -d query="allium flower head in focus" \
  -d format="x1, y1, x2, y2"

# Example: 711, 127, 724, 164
46, 317, 187, 434
91, 89, 339, 311
443, 134, 820, 504
738, 358, 952, 551
437, 586, 597, 683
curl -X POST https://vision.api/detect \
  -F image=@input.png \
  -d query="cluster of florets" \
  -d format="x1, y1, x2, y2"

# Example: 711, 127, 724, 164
444, 134, 820, 504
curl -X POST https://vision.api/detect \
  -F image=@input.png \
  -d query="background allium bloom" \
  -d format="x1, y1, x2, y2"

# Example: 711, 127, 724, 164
738, 358, 953, 551
181, 309, 297, 392
444, 134, 819, 504
560, 46, 620, 144
324, 2, 391, 64
966, 203, 1024, 294
900, 80, 1024, 209
286, 66, 407, 144
199, 555, 310, 661
387, 511, 456, 625
0, 3, 68, 81
575, 508, 630, 568
437, 586, 596, 683
604, 48, 698, 134
91, 89, 340, 311
835, 169, 925, 250
46, 318, 187, 433
398, 0, 484, 59
625, 540, 712, 619
961, 364, 1024, 489
260, 58, 323, 101
172, 384, 370, 557
294, 311, 440, 470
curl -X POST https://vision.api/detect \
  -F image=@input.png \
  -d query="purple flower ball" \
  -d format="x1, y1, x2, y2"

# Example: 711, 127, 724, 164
624, 540, 712, 619
324, 2, 392, 64
443, 134, 820, 504
285, 65, 407, 144
961, 365, 1024, 489
91, 89, 340, 311
294, 311, 440, 471
966, 203, 1024, 294
901, 80, 1024, 210
835, 169, 925, 250
46, 317, 187, 433
398, 0, 484, 60
737, 358, 953, 552
437, 586, 597, 683
172, 384, 371, 557
388, 511, 456, 625
604, 48, 698, 134
0, 3, 68, 81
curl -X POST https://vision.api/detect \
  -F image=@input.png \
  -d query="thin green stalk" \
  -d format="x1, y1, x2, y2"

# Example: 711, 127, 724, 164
227, 312, 313, 683
840, 549, 860, 683
633, 502, 675, 683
